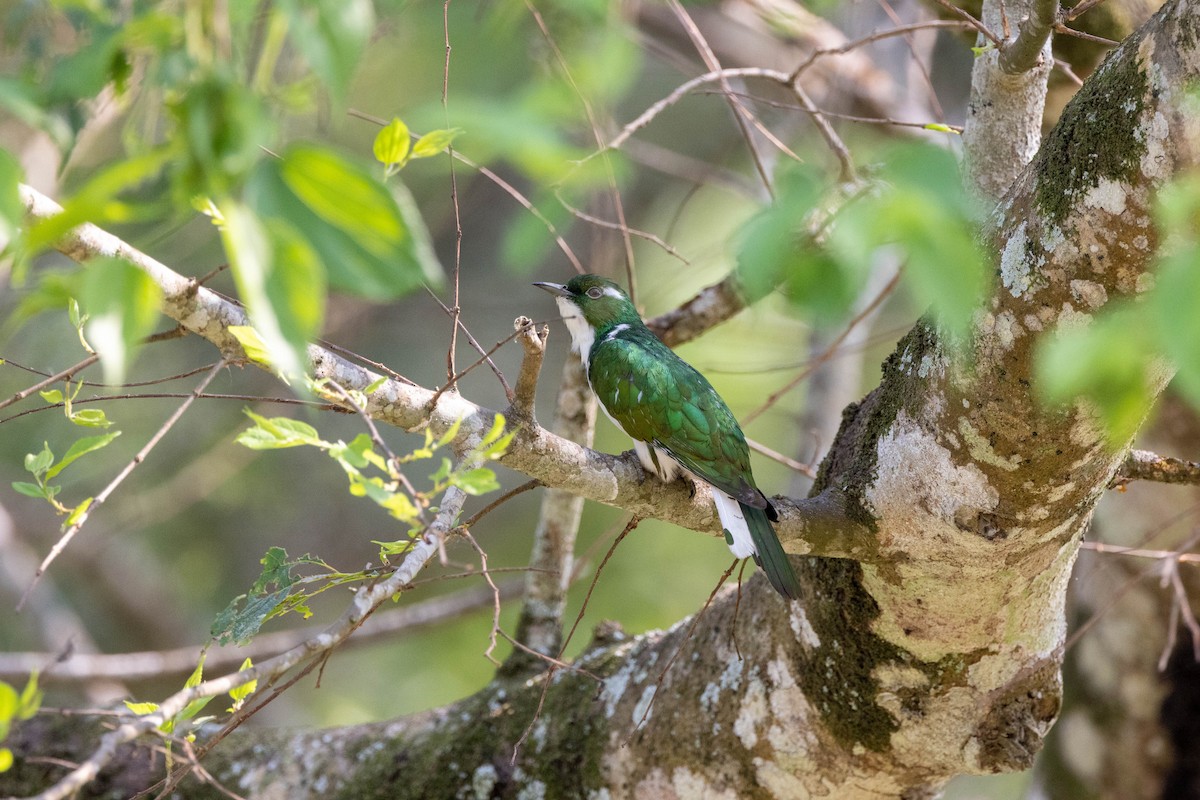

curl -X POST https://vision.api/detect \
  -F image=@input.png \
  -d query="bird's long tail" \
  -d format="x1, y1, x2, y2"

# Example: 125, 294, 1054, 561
742, 502, 802, 600
713, 492, 801, 599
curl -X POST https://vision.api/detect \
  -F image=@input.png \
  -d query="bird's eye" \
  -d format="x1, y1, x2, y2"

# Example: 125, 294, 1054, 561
586, 287, 603, 299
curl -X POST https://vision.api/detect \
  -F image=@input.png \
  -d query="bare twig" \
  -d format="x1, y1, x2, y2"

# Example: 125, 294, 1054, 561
0, 355, 99, 411
1112, 450, 1200, 488
18, 360, 229, 611
554, 191, 690, 265
747, 437, 817, 478
424, 286, 511, 398
930, 0, 1003, 44
509, 316, 548, 423
789, 20, 974, 80
522, 0, 637, 297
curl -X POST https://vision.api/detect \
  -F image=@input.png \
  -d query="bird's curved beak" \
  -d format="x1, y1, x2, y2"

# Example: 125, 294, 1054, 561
533, 281, 570, 298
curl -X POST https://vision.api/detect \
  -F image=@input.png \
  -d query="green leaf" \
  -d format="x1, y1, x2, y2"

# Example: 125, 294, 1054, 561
373, 118, 411, 167
24, 149, 173, 256
68, 408, 112, 428
0, 682, 16, 722
453, 467, 500, 496
64, 498, 93, 528
46, 431, 121, 479
17, 673, 41, 721
236, 410, 321, 449
228, 326, 274, 368
0, 747, 12, 773
124, 700, 159, 715
380, 492, 419, 521
218, 203, 322, 379
278, 0, 373, 100
24, 444, 53, 477
923, 123, 959, 134
38, 389, 64, 404
77, 257, 163, 386
364, 375, 387, 394
411, 128, 463, 159
11, 482, 46, 499
228, 658, 258, 712
247, 144, 444, 300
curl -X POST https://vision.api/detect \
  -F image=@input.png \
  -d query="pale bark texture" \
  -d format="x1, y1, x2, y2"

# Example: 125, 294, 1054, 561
5, 1, 1200, 798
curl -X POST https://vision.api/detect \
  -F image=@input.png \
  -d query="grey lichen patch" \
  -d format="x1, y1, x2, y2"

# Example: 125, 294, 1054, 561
1032, 39, 1149, 226
814, 320, 940, 531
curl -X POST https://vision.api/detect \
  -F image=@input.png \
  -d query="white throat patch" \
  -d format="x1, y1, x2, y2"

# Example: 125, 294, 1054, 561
555, 296, 595, 356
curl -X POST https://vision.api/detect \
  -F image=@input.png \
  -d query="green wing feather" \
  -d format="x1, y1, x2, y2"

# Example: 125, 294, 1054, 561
589, 327, 764, 508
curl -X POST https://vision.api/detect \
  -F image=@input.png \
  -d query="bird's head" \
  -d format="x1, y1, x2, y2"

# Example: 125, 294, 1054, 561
533, 274, 640, 331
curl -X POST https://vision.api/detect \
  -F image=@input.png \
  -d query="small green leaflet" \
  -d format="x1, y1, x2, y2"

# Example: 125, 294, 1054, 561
227, 658, 258, 712
374, 117, 410, 171
411, 128, 463, 158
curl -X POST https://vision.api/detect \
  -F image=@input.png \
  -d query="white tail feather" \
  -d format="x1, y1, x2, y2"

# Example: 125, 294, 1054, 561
712, 492, 754, 559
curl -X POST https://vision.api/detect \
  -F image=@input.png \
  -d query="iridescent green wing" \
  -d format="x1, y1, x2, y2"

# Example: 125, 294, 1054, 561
589, 327, 761, 505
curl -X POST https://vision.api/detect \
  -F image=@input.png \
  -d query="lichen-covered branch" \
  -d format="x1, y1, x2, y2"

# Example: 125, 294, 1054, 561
1113, 449, 1200, 486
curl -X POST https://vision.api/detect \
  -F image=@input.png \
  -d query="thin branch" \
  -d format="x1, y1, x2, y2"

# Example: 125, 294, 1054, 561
0, 354, 99, 411
790, 82, 856, 183
747, 437, 817, 478
789, 20, 975, 81
929, 0, 1003, 45
424, 286, 511, 398
554, 191, 690, 265
1052, 22, 1119, 46
668, 0, 780, 198
18, 359, 229, 610
1112, 450, 1200, 488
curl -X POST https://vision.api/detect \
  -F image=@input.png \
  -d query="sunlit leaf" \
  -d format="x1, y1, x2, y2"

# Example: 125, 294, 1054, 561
0, 682, 16, 723
453, 467, 500, 495
46, 431, 121, 479
0, 747, 12, 773
373, 117, 410, 167
228, 658, 258, 712
411, 127, 463, 158
24, 443, 53, 477
124, 700, 159, 715
0, 147, 23, 255
64, 498, 93, 528
236, 410, 321, 449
